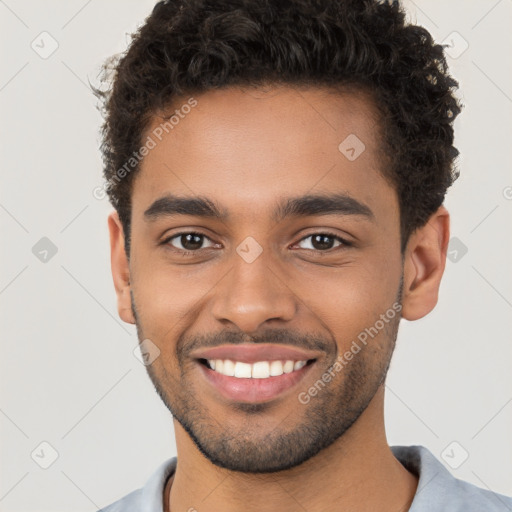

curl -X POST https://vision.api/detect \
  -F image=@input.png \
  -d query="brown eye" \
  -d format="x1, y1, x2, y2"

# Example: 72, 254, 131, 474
296, 233, 350, 251
165, 232, 214, 252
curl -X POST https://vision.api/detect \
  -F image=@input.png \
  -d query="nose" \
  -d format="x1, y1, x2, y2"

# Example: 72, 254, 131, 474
210, 249, 297, 333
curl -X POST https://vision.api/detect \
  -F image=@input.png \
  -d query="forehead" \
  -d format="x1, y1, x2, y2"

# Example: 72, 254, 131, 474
132, 85, 396, 222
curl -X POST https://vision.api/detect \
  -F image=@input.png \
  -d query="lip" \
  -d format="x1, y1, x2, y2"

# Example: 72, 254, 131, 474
196, 358, 316, 403
190, 344, 321, 364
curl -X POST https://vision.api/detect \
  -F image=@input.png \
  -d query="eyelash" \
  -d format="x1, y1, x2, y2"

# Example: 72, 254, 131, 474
160, 231, 352, 256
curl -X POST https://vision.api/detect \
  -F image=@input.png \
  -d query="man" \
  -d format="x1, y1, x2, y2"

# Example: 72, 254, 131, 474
95, 0, 512, 510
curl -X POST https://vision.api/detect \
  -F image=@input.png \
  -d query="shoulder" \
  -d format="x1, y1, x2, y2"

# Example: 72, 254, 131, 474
391, 445, 512, 511
98, 489, 142, 512
450, 477, 512, 511
97, 457, 177, 512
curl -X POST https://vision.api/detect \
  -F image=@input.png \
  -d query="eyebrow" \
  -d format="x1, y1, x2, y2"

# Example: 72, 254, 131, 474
143, 193, 375, 223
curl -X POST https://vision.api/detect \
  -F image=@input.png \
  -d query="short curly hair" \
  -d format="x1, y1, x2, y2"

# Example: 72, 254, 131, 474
94, 0, 462, 256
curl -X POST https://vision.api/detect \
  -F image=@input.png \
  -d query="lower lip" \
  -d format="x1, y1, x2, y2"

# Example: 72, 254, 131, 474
197, 360, 315, 403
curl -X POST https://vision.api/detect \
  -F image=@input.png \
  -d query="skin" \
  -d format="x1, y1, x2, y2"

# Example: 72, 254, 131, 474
108, 85, 450, 512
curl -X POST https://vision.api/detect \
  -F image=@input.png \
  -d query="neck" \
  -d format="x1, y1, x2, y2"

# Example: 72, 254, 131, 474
166, 386, 418, 512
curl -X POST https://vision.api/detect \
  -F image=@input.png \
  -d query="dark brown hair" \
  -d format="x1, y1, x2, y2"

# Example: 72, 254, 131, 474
94, 0, 462, 256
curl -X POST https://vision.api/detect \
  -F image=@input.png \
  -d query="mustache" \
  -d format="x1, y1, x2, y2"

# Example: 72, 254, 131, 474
178, 328, 330, 357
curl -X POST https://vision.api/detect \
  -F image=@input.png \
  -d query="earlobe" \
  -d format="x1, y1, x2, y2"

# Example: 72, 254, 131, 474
107, 211, 136, 324
401, 205, 450, 321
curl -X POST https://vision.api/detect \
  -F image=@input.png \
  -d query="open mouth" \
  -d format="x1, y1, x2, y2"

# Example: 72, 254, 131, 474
196, 357, 317, 403
191, 344, 321, 403
198, 358, 316, 379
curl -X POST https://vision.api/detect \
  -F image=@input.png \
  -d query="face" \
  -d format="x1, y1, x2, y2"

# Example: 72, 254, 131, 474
113, 86, 407, 473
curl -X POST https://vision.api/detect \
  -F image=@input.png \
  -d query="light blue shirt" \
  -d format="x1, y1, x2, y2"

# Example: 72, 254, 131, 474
98, 445, 512, 511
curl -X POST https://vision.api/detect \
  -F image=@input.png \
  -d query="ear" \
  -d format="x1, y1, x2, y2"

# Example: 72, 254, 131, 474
108, 210, 135, 324
401, 205, 450, 321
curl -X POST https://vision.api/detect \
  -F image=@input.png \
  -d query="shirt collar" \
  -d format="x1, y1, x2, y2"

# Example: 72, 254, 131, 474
138, 445, 494, 512
140, 456, 177, 512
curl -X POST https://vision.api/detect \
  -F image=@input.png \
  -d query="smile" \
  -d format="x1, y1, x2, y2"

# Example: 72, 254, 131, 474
197, 357, 317, 403
200, 358, 314, 378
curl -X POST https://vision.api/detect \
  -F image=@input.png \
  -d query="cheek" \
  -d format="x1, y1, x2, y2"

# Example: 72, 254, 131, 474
130, 250, 220, 335
283, 257, 401, 347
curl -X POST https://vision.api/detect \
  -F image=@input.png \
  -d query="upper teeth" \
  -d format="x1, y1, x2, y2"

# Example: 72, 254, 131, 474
207, 359, 308, 378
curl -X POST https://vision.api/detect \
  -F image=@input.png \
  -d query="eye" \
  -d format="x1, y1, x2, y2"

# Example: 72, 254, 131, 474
295, 232, 351, 251
163, 232, 216, 253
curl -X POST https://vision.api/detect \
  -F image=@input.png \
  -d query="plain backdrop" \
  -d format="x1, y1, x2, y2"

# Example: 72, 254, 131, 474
1, 1, 511, 510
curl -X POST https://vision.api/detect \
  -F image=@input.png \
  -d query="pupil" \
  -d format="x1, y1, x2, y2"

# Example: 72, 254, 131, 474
312, 234, 333, 250
182, 233, 203, 250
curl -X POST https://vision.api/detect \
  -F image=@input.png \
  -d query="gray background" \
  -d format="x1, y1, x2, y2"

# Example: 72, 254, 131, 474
1, 0, 511, 510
